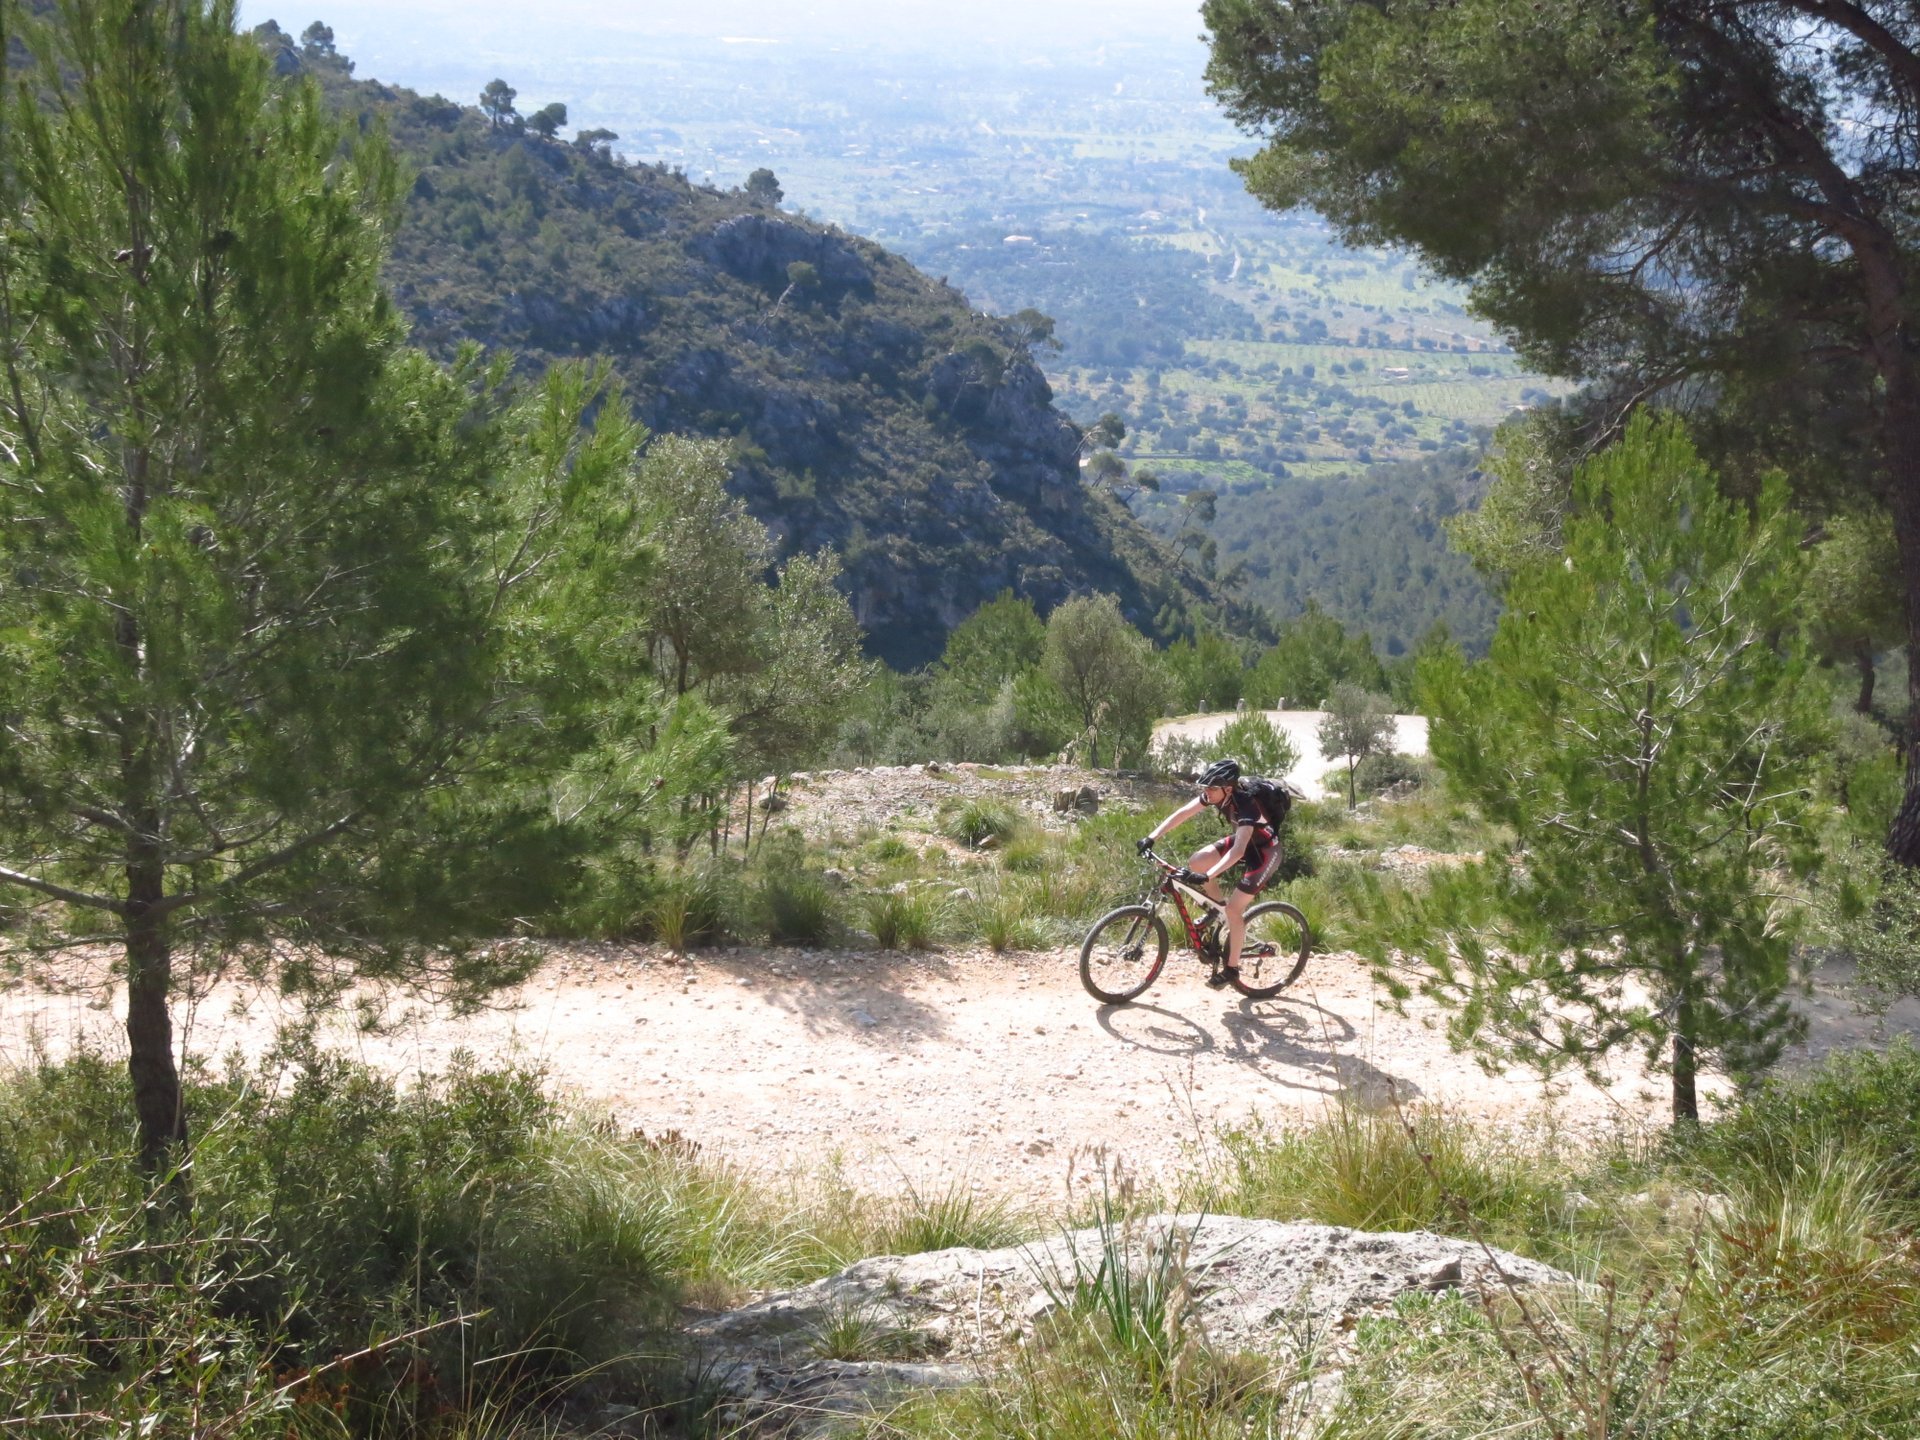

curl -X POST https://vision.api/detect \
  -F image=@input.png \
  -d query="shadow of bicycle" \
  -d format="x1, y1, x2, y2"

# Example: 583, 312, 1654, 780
1222, 998, 1419, 1105
1092, 990, 1420, 1105
1095, 1000, 1215, 1057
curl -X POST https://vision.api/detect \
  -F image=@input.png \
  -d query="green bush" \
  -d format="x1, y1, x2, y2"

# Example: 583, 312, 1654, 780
962, 880, 1048, 952
1147, 732, 1212, 781
1684, 1040, 1920, 1217
647, 864, 726, 949
944, 797, 1020, 848
1211, 709, 1301, 779
754, 869, 837, 943
1353, 750, 1435, 796
865, 886, 944, 949
1208, 1100, 1569, 1247
999, 828, 1051, 873
0, 1049, 677, 1431
866, 833, 916, 864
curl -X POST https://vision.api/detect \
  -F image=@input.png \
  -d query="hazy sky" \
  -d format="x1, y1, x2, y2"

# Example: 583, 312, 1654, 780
250, 0, 1214, 74
276, 1, 1206, 42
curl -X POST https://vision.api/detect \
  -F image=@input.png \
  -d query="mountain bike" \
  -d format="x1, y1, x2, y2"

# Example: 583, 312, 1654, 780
1079, 845, 1312, 1003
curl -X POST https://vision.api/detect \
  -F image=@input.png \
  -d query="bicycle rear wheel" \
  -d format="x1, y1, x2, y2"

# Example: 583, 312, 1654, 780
1079, 905, 1169, 1004
1231, 901, 1313, 999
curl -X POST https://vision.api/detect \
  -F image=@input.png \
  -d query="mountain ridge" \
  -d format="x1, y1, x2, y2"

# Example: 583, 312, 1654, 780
293, 52, 1262, 666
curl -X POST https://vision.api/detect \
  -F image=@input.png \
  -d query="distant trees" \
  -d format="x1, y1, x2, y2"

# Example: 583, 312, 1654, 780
479, 78, 518, 128
1162, 627, 1243, 715
1077, 411, 1126, 457
529, 101, 568, 138
777, 260, 821, 308
1806, 513, 1903, 717
746, 167, 784, 206
1009, 307, 1060, 352
299, 20, 336, 59
1358, 419, 1823, 1123
631, 436, 867, 775
1245, 600, 1387, 709
935, 591, 1048, 706
574, 127, 619, 155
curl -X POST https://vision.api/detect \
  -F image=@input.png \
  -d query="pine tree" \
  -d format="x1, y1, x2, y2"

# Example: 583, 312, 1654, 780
1356, 418, 1825, 1122
0, 0, 642, 1176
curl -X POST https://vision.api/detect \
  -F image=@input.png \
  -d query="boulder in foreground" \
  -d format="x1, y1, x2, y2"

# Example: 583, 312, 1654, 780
686, 1213, 1571, 1434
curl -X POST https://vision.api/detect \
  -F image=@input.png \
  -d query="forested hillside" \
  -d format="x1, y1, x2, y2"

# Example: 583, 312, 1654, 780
283, 51, 1251, 667
1134, 446, 1500, 655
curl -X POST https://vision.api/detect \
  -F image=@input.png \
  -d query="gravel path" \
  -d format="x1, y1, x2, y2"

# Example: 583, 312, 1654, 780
2, 939, 1704, 1203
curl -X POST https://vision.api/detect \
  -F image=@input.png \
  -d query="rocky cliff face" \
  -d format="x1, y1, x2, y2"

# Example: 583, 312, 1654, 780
324, 70, 1251, 666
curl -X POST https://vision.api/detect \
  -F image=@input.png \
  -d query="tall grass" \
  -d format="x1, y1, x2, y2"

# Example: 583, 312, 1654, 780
943, 798, 1021, 849
961, 878, 1049, 952
865, 886, 945, 949
1206, 1100, 1572, 1250
753, 869, 837, 943
647, 864, 725, 949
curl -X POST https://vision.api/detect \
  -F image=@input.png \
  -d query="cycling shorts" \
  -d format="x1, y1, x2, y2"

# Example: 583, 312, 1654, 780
1209, 829, 1282, 894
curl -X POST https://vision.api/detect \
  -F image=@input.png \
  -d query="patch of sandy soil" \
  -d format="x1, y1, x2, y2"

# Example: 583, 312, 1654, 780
14, 937, 1910, 1205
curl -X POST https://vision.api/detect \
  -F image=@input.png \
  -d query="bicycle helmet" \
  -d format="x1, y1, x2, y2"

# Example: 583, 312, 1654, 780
1198, 758, 1240, 790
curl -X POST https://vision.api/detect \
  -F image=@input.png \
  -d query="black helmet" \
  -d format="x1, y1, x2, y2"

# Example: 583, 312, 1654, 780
1198, 758, 1240, 789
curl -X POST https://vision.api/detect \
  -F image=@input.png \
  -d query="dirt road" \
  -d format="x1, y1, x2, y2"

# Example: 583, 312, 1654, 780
6, 937, 1843, 1203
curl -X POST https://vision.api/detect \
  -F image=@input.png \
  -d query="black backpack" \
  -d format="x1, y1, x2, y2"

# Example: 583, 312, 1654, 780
1244, 776, 1294, 831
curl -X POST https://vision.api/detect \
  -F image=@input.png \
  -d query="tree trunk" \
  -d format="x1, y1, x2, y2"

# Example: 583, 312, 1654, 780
1671, 992, 1699, 1125
1884, 407, 1920, 867
124, 858, 185, 1181
1854, 640, 1877, 716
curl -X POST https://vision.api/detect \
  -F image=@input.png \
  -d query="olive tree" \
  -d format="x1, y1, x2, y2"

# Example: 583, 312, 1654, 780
1042, 594, 1169, 769
1319, 685, 1398, 809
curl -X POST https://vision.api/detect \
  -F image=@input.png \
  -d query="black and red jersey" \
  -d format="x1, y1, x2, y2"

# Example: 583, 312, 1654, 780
1215, 787, 1274, 835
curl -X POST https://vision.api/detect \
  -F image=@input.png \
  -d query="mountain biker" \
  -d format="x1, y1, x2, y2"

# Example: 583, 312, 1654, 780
1136, 758, 1283, 987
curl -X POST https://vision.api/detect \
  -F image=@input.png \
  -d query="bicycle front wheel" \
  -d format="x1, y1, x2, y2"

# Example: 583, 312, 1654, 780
1231, 901, 1313, 999
1079, 905, 1169, 1004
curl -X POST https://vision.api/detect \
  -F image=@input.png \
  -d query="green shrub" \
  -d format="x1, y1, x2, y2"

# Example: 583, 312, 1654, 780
866, 833, 916, 864
1147, 732, 1212, 780
1353, 750, 1434, 796
0, 1151, 300, 1440
0, 1049, 677, 1430
1684, 1040, 1920, 1216
961, 880, 1048, 952
648, 864, 725, 949
1209, 1100, 1569, 1247
1212, 710, 1301, 780
944, 797, 1020, 848
999, 829, 1051, 873
865, 886, 944, 949
754, 870, 836, 943
876, 1179, 1030, 1255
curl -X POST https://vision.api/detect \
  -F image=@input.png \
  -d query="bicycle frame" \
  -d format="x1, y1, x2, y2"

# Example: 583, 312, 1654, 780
1137, 848, 1226, 960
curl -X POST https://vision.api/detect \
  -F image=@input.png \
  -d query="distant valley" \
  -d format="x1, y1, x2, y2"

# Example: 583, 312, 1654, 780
293, 6, 1532, 653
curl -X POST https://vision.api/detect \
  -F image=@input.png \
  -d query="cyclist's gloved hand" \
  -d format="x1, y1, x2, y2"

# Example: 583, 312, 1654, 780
1136, 836, 1154, 856
1177, 867, 1208, 888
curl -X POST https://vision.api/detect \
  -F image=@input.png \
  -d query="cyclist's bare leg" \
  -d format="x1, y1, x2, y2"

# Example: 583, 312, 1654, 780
1223, 887, 1253, 969
1185, 845, 1227, 906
